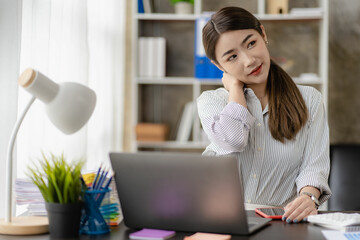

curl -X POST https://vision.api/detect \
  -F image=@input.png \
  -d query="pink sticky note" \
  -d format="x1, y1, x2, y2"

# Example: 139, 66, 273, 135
184, 232, 231, 240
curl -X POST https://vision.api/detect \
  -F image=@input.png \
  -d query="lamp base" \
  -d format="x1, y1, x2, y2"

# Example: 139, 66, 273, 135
0, 216, 48, 235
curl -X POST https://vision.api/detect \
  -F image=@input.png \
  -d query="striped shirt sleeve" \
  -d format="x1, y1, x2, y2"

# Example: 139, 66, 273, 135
197, 88, 256, 152
295, 88, 331, 204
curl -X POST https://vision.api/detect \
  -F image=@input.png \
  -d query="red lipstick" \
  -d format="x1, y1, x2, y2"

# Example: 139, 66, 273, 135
250, 64, 262, 76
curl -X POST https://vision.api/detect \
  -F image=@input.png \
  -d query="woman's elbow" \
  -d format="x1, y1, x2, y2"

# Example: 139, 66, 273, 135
210, 130, 249, 152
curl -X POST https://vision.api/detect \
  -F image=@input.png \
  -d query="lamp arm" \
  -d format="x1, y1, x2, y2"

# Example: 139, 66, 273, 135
5, 96, 36, 223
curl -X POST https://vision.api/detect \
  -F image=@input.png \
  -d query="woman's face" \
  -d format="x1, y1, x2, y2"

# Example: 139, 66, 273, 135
214, 27, 270, 87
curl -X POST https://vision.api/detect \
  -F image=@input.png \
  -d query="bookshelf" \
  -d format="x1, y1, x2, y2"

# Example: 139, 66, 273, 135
131, 0, 329, 151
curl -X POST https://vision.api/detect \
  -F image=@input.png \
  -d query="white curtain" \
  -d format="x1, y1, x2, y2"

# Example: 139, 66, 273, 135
0, 0, 22, 218
17, 0, 126, 178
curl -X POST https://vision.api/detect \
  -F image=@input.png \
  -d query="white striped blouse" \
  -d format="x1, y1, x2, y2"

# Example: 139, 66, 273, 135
197, 85, 331, 207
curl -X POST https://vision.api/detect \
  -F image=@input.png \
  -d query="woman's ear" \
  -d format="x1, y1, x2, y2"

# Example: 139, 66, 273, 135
211, 60, 226, 73
260, 25, 268, 43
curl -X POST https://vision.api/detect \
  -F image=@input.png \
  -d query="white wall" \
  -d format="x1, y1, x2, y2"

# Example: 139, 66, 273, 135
0, 0, 22, 218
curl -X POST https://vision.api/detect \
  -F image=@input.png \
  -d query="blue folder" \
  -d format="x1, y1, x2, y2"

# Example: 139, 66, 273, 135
138, 0, 144, 13
194, 15, 222, 80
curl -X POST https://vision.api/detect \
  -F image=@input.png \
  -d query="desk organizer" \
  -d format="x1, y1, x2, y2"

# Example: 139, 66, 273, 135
80, 188, 111, 235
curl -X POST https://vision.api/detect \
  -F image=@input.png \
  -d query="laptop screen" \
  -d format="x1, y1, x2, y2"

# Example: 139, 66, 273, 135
110, 151, 261, 235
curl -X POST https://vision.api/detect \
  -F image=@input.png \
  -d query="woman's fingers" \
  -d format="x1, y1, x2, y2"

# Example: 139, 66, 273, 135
282, 195, 317, 223
222, 72, 244, 91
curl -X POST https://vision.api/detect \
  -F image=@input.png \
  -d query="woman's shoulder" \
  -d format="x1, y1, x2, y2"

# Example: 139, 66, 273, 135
297, 85, 322, 102
297, 85, 324, 120
197, 87, 228, 102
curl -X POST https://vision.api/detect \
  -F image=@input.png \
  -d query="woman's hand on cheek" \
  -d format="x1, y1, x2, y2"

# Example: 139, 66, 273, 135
222, 72, 244, 91
282, 195, 318, 223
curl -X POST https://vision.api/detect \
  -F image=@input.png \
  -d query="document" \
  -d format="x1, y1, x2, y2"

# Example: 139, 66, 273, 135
322, 230, 360, 240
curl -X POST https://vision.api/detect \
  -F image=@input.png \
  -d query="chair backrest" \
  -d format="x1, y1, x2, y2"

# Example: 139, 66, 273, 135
328, 144, 360, 211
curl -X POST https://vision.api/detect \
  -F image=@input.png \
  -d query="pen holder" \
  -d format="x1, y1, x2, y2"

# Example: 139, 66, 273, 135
80, 188, 111, 235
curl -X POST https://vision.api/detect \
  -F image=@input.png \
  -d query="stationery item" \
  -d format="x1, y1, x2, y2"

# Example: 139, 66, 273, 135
103, 176, 113, 189
80, 188, 111, 235
15, 178, 46, 216
80, 176, 87, 187
194, 15, 222, 79
129, 229, 176, 239
96, 169, 109, 190
322, 230, 360, 240
255, 207, 285, 219
92, 165, 102, 189
308, 213, 360, 231
99, 202, 120, 225
138, 0, 144, 13
82, 172, 96, 186
184, 232, 231, 240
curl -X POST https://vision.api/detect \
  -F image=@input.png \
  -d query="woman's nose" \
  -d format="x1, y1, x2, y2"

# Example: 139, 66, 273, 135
241, 52, 255, 68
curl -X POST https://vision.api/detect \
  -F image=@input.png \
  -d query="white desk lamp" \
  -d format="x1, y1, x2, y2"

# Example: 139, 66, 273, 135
0, 68, 96, 235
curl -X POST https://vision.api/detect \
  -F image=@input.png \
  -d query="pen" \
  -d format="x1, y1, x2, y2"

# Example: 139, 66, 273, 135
92, 164, 102, 190
95, 170, 105, 190
103, 176, 113, 189
97, 170, 109, 190
80, 176, 87, 189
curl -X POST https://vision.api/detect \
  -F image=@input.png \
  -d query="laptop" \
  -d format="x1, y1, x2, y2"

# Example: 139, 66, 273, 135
109, 151, 271, 235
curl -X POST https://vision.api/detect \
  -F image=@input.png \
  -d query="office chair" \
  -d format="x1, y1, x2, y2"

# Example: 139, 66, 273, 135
328, 144, 360, 211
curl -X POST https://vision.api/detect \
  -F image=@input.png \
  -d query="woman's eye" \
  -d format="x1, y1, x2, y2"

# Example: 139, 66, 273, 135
228, 54, 237, 61
248, 40, 256, 49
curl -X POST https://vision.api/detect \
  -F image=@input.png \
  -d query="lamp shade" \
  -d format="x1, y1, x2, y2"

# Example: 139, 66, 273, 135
18, 68, 96, 134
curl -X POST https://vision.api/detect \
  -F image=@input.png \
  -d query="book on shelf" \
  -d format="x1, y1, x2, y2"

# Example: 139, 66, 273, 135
194, 15, 222, 80
138, 37, 166, 78
142, 0, 153, 14
176, 101, 196, 142
139, 37, 149, 77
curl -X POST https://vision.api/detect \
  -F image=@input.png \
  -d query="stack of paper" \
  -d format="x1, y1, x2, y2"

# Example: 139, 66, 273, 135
15, 178, 46, 216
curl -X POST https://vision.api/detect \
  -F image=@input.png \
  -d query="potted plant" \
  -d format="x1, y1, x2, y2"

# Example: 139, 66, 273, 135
170, 0, 194, 14
27, 152, 85, 238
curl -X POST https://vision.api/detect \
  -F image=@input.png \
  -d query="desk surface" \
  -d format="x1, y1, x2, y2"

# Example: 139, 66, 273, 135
0, 212, 330, 240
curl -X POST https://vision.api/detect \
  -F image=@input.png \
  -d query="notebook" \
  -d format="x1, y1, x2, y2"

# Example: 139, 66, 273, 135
109, 152, 271, 235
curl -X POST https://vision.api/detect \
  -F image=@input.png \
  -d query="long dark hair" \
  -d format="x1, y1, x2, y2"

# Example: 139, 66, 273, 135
202, 7, 308, 143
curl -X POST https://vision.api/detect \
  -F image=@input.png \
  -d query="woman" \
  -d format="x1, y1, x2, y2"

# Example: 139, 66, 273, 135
197, 6, 331, 223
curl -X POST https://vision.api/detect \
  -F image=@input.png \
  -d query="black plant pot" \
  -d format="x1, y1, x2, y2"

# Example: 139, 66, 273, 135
45, 202, 83, 239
